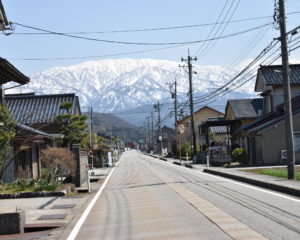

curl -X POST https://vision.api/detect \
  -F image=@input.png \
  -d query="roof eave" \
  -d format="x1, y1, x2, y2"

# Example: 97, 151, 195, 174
0, 58, 30, 85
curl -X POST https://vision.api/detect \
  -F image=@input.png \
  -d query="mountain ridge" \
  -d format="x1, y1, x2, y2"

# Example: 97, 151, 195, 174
7, 58, 258, 125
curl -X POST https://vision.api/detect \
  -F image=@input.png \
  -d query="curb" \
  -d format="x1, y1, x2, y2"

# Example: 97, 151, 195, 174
203, 169, 300, 198
173, 161, 181, 166
0, 191, 65, 199
184, 164, 193, 168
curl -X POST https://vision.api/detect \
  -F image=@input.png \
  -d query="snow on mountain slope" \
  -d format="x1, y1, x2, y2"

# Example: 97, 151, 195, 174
9, 58, 257, 114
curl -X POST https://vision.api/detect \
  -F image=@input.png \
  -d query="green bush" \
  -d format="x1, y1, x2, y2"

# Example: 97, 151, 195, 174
34, 179, 58, 192
180, 142, 191, 156
231, 148, 248, 164
40, 168, 54, 184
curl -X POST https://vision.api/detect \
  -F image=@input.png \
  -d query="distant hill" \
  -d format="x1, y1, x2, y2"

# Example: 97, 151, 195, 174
82, 112, 141, 141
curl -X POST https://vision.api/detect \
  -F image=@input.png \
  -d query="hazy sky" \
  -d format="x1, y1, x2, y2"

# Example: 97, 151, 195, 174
1, 0, 300, 75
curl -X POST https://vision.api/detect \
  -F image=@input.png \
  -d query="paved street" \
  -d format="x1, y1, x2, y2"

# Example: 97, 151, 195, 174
73, 150, 300, 240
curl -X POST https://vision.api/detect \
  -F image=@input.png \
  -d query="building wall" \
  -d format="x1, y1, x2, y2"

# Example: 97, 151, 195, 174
255, 113, 300, 164
1, 150, 14, 182
225, 106, 235, 120
271, 86, 300, 111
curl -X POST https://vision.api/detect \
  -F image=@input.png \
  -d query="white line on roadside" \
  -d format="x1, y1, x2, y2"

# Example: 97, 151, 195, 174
66, 158, 122, 240
147, 155, 300, 204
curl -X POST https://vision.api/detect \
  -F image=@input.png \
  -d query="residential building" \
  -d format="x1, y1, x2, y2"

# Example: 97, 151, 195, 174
160, 125, 176, 155
5, 92, 81, 134
2, 124, 55, 182
224, 98, 264, 150
0, 58, 29, 103
178, 106, 224, 151
2, 93, 81, 182
255, 64, 300, 113
239, 64, 300, 164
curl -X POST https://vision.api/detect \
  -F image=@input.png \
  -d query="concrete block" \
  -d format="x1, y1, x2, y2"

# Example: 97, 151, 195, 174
0, 211, 25, 235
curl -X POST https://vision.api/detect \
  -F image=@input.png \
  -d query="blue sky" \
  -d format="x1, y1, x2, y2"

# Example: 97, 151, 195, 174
1, 0, 300, 76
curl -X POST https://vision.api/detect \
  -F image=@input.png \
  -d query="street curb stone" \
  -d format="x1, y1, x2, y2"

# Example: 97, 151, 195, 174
203, 169, 300, 198
0, 191, 65, 199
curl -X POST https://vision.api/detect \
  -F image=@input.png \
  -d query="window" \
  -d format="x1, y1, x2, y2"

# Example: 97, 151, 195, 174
185, 121, 190, 127
294, 133, 300, 152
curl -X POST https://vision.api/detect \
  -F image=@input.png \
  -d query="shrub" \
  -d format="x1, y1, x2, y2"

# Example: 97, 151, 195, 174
231, 148, 248, 164
34, 179, 58, 192
180, 142, 191, 156
40, 147, 76, 181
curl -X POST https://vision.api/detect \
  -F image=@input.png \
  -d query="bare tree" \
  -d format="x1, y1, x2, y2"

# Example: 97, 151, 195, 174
40, 147, 76, 182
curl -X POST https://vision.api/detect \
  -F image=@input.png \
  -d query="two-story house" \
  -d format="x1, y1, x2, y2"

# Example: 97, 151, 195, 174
178, 106, 224, 152
240, 64, 300, 164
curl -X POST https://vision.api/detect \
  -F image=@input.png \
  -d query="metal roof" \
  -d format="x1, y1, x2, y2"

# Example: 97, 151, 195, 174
226, 98, 263, 119
0, 58, 30, 85
209, 126, 228, 133
258, 64, 300, 86
5, 93, 80, 124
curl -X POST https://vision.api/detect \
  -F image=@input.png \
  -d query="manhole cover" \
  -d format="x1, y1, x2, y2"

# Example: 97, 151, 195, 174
38, 214, 66, 220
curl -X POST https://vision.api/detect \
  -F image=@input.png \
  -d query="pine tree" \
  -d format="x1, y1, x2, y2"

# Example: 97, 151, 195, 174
0, 104, 16, 179
54, 102, 88, 148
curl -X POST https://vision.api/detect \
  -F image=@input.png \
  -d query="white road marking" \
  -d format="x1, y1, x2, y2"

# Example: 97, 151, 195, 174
146, 155, 300, 203
66, 157, 122, 240
148, 165, 268, 240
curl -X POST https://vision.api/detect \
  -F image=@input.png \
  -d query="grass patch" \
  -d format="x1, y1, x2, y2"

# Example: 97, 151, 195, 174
246, 167, 300, 180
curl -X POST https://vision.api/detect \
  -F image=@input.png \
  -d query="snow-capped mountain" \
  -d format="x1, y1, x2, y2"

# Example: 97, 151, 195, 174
10, 58, 257, 116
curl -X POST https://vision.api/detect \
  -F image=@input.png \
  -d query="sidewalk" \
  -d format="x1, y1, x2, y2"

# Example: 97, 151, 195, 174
203, 166, 300, 198
0, 168, 111, 240
145, 153, 300, 198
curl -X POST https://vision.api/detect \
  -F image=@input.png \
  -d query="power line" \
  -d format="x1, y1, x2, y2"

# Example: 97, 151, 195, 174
8, 13, 300, 36
195, 0, 241, 58
193, 0, 231, 56
11, 22, 271, 46
8, 44, 187, 61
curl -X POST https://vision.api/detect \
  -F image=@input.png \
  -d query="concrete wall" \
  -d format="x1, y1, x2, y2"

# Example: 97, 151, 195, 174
80, 151, 88, 186
71, 144, 88, 187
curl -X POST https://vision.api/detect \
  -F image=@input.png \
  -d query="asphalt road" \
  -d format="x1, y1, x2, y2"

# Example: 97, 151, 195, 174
73, 150, 300, 240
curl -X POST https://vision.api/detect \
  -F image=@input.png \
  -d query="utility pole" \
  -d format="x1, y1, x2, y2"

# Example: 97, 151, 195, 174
147, 116, 150, 152
168, 78, 178, 155
174, 78, 178, 155
150, 112, 154, 152
89, 107, 93, 149
277, 0, 296, 179
180, 51, 197, 159
154, 102, 163, 155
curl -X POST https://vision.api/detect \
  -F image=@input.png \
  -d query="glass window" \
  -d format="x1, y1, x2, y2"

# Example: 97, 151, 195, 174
294, 133, 300, 152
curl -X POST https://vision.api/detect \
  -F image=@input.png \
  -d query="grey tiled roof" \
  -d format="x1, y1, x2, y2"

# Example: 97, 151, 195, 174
226, 98, 263, 119
5, 93, 80, 124
258, 64, 300, 85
